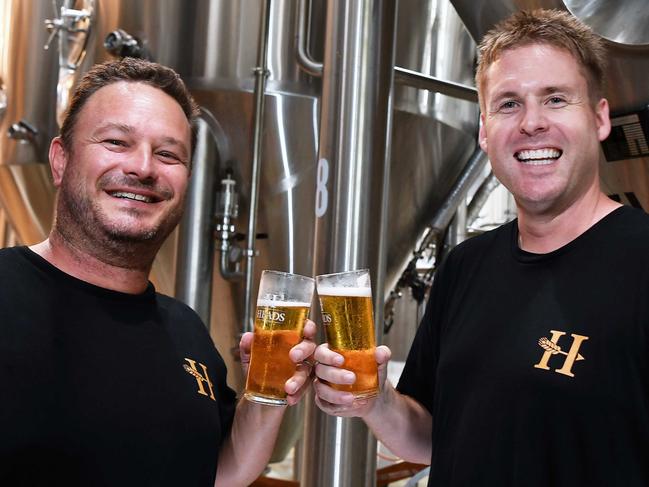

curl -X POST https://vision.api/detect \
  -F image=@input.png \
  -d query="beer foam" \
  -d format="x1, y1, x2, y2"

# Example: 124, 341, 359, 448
257, 299, 311, 308
316, 286, 371, 297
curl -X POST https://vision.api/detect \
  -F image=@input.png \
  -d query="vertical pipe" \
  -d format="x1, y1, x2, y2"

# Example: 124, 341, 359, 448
174, 119, 218, 325
242, 0, 272, 333
301, 0, 398, 485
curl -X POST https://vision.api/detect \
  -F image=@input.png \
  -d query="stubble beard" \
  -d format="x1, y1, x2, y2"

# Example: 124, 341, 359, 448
54, 176, 184, 270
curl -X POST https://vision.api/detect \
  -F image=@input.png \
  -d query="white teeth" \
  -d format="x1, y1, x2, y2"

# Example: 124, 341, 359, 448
110, 191, 152, 203
515, 148, 562, 164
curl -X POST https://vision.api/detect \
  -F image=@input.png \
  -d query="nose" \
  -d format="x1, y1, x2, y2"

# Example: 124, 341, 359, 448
122, 144, 157, 181
519, 103, 548, 136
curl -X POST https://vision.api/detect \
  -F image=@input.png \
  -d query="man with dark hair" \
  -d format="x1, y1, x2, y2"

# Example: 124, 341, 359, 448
314, 9, 649, 486
0, 58, 315, 486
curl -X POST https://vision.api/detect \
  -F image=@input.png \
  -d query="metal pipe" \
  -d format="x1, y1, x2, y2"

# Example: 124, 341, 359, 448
216, 172, 243, 281
296, 0, 323, 76
429, 147, 488, 233
467, 171, 500, 227
301, 0, 398, 485
44, 0, 95, 127
384, 147, 488, 328
174, 119, 219, 326
242, 0, 272, 334
374, 7, 399, 345
394, 66, 478, 103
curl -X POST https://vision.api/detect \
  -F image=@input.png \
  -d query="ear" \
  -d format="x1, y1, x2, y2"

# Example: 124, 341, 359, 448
478, 113, 488, 152
49, 137, 68, 187
594, 98, 611, 142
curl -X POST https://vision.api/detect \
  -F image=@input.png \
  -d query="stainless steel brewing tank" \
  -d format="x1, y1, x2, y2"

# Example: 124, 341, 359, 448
0, 0, 59, 244
383, 0, 479, 359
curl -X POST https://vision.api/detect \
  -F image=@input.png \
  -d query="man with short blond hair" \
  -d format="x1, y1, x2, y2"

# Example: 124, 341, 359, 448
314, 9, 649, 486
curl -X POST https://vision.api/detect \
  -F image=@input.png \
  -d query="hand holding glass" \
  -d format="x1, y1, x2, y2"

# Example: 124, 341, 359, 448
244, 270, 314, 406
316, 269, 379, 399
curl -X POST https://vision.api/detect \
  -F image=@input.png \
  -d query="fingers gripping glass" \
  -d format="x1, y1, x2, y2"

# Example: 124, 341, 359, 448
244, 270, 315, 406
316, 269, 379, 399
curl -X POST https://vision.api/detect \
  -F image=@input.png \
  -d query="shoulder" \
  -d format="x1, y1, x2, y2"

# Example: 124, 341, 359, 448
607, 206, 649, 232
442, 220, 514, 269
152, 293, 217, 346
0, 246, 27, 265
155, 293, 206, 326
0, 246, 39, 293
595, 206, 649, 250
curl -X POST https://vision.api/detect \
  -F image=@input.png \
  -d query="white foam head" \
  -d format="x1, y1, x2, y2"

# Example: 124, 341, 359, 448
257, 299, 311, 308
316, 286, 371, 297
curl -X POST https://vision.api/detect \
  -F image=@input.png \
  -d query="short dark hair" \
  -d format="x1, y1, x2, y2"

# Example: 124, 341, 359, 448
476, 9, 608, 110
60, 58, 200, 157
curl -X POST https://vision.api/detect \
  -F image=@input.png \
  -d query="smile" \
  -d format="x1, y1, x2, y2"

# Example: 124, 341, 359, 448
515, 148, 562, 166
108, 191, 157, 203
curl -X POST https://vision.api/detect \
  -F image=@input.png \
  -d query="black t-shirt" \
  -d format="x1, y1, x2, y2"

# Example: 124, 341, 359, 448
397, 206, 649, 486
0, 247, 237, 487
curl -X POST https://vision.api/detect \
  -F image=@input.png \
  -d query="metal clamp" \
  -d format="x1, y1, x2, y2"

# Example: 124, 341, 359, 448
44, 3, 94, 65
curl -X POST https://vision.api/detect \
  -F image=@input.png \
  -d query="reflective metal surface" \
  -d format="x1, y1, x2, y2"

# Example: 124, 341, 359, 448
302, 0, 397, 485
190, 87, 320, 392
0, 0, 59, 243
0, 163, 54, 244
45, 0, 95, 126
564, 0, 649, 45
174, 119, 220, 324
385, 0, 479, 302
242, 0, 271, 334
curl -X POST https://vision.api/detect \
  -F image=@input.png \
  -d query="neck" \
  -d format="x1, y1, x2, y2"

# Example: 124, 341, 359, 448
31, 230, 154, 294
516, 189, 621, 254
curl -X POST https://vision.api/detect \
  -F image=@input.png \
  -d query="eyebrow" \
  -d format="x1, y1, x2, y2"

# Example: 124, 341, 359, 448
492, 85, 572, 100
92, 122, 133, 136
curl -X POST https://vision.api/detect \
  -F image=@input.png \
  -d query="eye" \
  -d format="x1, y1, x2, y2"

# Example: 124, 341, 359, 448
102, 139, 128, 150
156, 150, 184, 165
496, 100, 519, 113
546, 96, 567, 107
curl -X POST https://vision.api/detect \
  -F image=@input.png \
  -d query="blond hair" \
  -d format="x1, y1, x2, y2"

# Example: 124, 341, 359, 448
475, 9, 607, 110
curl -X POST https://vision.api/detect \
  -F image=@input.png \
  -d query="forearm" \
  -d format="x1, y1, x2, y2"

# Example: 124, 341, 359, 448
364, 382, 432, 464
214, 399, 285, 486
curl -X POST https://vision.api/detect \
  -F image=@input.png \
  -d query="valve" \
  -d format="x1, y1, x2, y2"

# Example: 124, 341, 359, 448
104, 29, 150, 59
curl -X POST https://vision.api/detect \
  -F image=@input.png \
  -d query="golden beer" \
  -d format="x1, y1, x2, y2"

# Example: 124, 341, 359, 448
244, 301, 310, 405
318, 287, 379, 398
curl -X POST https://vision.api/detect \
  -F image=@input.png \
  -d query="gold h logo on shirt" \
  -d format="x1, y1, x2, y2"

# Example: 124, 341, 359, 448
183, 358, 216, 400
533, 330, 588, 378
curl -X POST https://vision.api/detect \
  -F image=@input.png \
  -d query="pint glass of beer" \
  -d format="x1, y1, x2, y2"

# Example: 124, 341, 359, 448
244, 270, 314, 406
316, 269, 379, 398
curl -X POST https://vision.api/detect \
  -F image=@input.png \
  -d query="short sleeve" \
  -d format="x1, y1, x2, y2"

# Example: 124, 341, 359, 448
215, 359, 237, 444
396, 259, 452, 415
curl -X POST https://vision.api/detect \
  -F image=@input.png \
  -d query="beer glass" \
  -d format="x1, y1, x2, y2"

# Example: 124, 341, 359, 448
316, 269, 379, 398
244, 270, 314, 406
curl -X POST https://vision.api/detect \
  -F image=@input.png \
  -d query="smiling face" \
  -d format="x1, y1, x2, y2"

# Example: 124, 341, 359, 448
478, 43, 611, 216
50, 81, 192, 256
